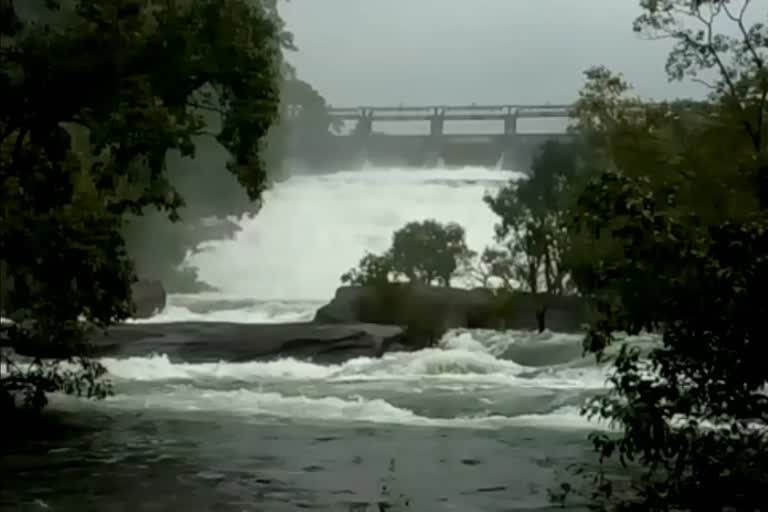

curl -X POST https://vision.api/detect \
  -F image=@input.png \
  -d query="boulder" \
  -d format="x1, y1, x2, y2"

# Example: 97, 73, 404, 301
89, 322, 407, 364
315, 284, 492, 328
314, 284, 591, 335
130, 279, 167, 319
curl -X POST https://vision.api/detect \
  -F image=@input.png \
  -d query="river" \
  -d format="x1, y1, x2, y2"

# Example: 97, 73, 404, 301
2, 167, 638, 511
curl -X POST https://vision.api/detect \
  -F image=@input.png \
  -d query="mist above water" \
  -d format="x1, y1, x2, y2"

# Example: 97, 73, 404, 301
185, 166, 523, 302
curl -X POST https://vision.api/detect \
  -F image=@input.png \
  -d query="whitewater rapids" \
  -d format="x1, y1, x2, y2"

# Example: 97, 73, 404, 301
53, 166, 624, 432
53, 328, 629, 431
8, 167, 625, 511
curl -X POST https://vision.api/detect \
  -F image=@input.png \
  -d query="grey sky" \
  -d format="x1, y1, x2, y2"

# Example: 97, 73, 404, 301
280, 0, 703, 108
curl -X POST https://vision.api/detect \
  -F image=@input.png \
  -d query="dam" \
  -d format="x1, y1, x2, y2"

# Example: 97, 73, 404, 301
286, 103, 575, 170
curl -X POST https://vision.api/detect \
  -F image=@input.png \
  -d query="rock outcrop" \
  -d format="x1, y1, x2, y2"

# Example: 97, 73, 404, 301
315, 284, 492, 328
90, 322, 407, 364
130, 279, 167, 319
314, 284, 591, 336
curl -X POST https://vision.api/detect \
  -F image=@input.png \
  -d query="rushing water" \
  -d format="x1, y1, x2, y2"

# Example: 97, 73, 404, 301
2, 167, 628, 511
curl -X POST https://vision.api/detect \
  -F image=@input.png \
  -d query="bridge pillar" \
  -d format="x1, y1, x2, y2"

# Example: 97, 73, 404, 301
351, 109, 373, 164
503, 113, 518, 136
429, 109, 445, 138
499, 109, 520, 170
354, 110, 373, 138
425, 108, 445, 167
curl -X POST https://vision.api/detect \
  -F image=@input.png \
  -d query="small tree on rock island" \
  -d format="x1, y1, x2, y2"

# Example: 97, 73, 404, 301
342, 220, 474, 287
552, 1, 768, 510
341, 220, 473, 349
0, 0, 283, 414
340, 252, 395, 287
390, 220, 474, 287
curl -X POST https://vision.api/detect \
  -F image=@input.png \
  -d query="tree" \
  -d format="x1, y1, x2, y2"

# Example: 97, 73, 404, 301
483, 140, 585, 295
465, 247, 518, 288
341, 252, 395, 287
120, 6, 330, 294
342, 220, 474, 288
390, 220, 473, 287
556, 1, 768, 509
0, 0, 282, 412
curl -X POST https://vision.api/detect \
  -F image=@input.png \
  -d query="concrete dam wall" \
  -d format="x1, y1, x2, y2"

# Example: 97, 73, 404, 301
286, 104, 575, 171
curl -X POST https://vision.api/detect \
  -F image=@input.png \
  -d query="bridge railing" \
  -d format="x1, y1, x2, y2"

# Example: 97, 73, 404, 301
315, 104, 575, 122
328, 104, 573, 111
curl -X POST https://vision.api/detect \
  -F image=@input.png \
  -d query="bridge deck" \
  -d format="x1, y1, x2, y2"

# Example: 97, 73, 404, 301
285, 104, 575, 121
327, 110, 573, 121
327, 104, 572, 112
333, 133, 572, 140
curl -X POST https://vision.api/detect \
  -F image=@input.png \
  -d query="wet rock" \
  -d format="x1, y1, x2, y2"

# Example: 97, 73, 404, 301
314, 284, 591, 335
90, 322, 406, 364
315, 285, 491, 329
130, 279, 167, 319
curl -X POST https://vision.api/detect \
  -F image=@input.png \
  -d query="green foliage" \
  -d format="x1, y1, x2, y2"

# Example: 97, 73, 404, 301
483, 140, 586, 295
342, 220, 474, 288
557, 1, 768, 509
121, 5, 318, 293
0, 0, 282, 412
568, 170, 768, 511
390, 220, 473, 287
341, 252, 395, 287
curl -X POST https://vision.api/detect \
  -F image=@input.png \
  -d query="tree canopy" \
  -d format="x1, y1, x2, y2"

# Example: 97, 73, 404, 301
0, 0, 283, 411
483, 140, 587, 295
342, 220, 474, 288
117, 2, 337, 294
554, 1, 768, 509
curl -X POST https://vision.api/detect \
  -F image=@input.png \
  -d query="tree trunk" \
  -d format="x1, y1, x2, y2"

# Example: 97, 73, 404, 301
543, 247, 554, 293
536, 305, 547, 333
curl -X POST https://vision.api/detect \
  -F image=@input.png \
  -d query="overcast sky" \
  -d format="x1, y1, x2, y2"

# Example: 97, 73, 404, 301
280, 0, 705, 108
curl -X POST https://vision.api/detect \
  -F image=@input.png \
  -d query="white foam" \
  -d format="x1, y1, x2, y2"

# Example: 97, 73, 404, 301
185, 167, 524, 301
100, 343, 606, 389
333, 347, 527, 378
56, 386, 605, 431
441, 328, 584, 356
103, 354, 335, 381
73, 324, 613, 431
128, 301, 318, 324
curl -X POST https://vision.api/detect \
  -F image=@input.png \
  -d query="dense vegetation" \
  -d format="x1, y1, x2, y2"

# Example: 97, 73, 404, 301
481, 139, 585, 295
0, 0, 283, 411
121, 10, 338, 294
554, 0, 768, 509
